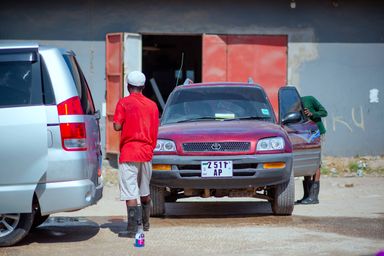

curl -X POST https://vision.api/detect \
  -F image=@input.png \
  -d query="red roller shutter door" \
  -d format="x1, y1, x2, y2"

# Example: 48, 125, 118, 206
202, 34, 287, 113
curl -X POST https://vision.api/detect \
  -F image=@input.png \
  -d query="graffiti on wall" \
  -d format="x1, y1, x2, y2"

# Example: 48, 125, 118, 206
325, 89, 380, 133
324, 105, 365, 132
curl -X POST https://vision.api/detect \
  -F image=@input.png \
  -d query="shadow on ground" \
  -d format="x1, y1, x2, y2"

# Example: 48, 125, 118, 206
19, 217, 100, 245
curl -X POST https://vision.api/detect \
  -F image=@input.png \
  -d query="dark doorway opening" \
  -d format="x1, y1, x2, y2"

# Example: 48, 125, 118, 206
142, 35, 202, 112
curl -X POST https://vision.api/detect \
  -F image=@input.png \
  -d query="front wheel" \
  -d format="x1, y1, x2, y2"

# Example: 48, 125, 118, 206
271, 171, 295, 215
0, 212, 34, 247
150, 185, 165, 217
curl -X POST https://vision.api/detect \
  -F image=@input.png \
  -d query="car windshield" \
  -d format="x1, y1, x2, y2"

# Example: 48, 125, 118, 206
161, 86, 275, 125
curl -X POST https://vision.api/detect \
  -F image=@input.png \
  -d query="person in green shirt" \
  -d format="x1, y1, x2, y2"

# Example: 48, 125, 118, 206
296, 96, 328, 205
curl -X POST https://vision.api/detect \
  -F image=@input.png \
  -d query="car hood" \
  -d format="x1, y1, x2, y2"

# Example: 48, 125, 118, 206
158, 120, 291, 155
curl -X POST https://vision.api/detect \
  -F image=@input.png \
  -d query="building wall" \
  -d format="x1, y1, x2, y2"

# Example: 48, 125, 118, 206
1, 0, 383, 156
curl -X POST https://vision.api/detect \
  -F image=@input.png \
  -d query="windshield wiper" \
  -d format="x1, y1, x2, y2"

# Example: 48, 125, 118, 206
175, 116, 217, 123
224, 116, 271, 121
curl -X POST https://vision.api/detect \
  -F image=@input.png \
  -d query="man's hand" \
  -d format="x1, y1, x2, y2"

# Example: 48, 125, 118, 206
304, 108, 313, 117
113, 123, 122, 131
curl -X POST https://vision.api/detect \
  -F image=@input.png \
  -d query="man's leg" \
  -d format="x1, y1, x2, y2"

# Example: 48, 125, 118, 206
118, 163, 141, 237
301, 166, 320, 205
138, 162, 152, 231
295, 176, 311, 204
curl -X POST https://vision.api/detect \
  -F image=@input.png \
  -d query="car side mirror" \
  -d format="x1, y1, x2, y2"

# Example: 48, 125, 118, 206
281, 112, 302, 125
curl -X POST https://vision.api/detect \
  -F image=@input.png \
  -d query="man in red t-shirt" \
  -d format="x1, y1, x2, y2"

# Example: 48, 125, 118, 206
113, 71, 159, 237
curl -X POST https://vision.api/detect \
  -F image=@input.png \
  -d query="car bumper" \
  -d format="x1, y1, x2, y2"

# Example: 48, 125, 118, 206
151, 153, 293, 189
35, 179, 103, 215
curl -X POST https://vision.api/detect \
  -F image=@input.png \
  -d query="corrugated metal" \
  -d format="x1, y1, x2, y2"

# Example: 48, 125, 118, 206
202, 34, 287, 114
105, 33, 123, 154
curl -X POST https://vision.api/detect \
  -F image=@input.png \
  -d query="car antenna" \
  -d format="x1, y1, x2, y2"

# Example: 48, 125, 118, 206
175, 52, 184, 87
248, 77, 254, 84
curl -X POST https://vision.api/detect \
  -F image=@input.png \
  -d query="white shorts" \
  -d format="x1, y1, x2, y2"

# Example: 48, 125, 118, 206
118, 162, 152, 201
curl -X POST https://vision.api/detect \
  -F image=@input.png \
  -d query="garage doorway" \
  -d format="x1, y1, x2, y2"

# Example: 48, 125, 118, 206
105, 33, 287, 154
142, 35, 202, 108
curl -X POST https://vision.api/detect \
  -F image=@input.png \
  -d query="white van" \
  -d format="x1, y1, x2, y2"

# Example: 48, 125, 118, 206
0, 43, 103, 246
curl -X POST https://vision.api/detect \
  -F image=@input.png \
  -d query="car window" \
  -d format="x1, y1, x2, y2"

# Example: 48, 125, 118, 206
279, 87, 305, 123
0, 51, 42, 107
40, 56, 55, 105
63, 55, 95, 114
161, 86, 274, 125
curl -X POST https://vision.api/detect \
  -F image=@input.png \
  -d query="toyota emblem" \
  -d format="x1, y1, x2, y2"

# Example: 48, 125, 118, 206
211, 142, 222, 151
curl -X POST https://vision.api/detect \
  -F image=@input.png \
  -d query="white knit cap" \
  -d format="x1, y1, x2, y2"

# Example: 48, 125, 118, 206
127, 71, 146, 86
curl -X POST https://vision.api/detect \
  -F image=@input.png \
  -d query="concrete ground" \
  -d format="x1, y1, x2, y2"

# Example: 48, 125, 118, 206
1, 176, 383, 256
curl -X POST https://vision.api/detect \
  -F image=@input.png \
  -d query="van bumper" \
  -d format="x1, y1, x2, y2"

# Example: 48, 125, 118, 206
35, 179, 103, 215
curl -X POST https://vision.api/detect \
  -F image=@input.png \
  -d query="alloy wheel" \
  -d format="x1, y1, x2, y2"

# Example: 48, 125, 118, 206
0, 214, 20, 237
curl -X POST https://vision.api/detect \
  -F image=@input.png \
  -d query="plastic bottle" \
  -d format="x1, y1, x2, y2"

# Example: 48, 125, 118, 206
134, 232, 145, 247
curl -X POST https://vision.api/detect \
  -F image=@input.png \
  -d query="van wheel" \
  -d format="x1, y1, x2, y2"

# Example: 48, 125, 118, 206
0, 213, 35, 247
271, 171, 295, 215
150, 185, 165, 217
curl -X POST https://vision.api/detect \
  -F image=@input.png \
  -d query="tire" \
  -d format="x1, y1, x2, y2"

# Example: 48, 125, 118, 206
150, 185, 165, 217
0, 212, 35, 247
271, 171, 295, 215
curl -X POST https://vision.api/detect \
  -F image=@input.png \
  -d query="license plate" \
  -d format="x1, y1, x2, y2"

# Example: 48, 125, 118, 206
201, 160, 233, 177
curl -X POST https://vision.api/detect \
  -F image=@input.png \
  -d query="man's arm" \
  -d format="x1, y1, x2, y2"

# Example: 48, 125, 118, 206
312, 97, 328, 119
151, 107, 160, 150
113, 100, 125, 131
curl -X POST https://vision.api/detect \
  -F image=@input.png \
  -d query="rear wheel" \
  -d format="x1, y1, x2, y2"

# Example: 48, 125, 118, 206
0, 212, 34, 247
150, 185, 165, 217
271, 171, 295, 215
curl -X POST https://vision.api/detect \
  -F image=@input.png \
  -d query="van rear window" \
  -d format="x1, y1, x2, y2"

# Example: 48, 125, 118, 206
63, 55, 95, 115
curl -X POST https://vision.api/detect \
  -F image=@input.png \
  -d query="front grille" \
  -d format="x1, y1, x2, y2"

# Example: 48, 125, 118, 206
183, 142, 251, 152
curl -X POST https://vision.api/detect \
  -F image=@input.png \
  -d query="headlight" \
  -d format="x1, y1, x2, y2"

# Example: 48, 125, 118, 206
155, 139, 176, 152
256, 137, 285, 151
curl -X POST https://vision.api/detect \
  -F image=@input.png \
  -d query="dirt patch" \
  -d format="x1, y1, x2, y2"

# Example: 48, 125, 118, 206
322, 156, 384, 177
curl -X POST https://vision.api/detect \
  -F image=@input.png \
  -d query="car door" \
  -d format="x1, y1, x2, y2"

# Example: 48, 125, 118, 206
278, 86, 321, 177
0, 46, 48, 213
74, 56, 102, 193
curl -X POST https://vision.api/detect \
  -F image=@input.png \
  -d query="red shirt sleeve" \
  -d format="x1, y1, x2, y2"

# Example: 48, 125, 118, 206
113, 100, 125, 125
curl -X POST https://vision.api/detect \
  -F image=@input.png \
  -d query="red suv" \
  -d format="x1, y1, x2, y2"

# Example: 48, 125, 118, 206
151, 82, 321, 216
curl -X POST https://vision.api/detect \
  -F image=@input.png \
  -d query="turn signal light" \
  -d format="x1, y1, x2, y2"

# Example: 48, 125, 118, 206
152, 164, 171, 171
263, 162, 286, 169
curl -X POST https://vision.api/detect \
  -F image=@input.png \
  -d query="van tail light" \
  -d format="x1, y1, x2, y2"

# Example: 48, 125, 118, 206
60, 123, 87, 151
58, 97, 87, 151
57, 96, 84, 115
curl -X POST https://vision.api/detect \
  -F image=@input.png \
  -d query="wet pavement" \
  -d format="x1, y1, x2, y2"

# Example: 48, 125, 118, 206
1, 177, 384, 256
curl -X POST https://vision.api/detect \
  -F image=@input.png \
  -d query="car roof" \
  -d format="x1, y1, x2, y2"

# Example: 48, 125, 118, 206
0, 41, 75, 56
175, 82, 263, 91
0, 41, 39, 50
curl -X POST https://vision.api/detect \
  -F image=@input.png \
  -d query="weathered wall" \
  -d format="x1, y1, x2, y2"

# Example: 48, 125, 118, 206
299, 43, 384, 156
1, 0, 383, 156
